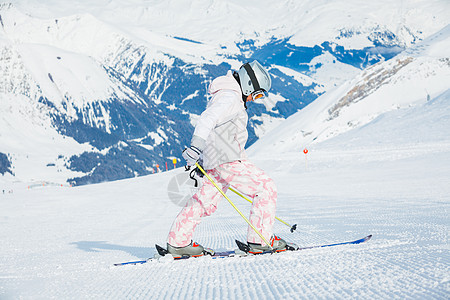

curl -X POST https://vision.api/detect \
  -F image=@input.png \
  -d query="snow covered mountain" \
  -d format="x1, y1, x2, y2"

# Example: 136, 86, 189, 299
1, 26, 449, 300
0, 0, 449, 186
249, 24, 450, 156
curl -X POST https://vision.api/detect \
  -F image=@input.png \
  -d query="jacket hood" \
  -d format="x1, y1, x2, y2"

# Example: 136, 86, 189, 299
208, 70, 242, 95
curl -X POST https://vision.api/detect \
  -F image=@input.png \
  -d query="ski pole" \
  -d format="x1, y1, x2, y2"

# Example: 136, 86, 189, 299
195, 163, 273, 249
228, 187, 297, 233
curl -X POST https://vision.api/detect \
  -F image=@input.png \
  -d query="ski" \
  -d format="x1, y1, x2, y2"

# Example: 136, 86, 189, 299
235, 234, 372, 255
298, 234, 372, 250
113, 235, 372, 266
114, 259, 150, 266
113, 247, 238, 266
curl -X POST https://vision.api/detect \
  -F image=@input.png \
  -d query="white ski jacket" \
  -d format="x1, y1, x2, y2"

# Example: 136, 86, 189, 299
191, 70, 248, 170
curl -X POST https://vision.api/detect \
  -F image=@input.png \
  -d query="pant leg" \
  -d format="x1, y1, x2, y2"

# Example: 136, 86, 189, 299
216, 160, 277, 245
167, 169, 228, 247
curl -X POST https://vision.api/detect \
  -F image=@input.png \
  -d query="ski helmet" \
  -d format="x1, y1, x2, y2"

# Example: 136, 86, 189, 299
237, 60, 271, 96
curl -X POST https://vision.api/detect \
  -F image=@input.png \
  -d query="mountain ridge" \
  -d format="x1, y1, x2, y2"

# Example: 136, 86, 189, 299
1, 1, 448, 185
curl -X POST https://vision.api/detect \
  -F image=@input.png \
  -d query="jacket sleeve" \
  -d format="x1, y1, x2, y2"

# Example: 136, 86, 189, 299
192, 91, 237, 144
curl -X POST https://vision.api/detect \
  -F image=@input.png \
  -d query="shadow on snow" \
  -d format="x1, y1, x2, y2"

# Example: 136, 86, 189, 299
71, 240, 155, 259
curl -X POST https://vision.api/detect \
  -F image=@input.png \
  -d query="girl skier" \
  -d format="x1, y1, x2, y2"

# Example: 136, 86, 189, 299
167, 60, 288, 257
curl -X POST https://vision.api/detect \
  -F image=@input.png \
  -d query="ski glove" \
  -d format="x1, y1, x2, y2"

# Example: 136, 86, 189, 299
183, 135, 206, 167
182, 146, 202, 167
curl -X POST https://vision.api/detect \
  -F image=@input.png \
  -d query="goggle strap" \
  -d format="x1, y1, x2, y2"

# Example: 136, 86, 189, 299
243, 63, 260, 92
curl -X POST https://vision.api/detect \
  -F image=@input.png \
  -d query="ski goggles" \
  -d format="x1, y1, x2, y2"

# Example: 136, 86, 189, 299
250, 89, 269, 101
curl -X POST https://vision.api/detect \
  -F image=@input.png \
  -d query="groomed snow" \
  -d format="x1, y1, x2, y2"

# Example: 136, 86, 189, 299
1, 89, 449, 299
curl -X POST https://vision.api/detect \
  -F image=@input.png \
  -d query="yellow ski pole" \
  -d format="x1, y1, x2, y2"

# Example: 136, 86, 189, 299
228, 187, 297, 233
195, 163, 273, 249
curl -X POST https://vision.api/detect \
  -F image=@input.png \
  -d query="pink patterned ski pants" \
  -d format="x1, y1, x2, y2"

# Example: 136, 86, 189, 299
168, 160, 277, 247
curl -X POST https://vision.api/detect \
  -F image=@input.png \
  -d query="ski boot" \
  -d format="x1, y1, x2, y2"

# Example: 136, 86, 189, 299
167, 241, 213, 259
247, 235, 288, 254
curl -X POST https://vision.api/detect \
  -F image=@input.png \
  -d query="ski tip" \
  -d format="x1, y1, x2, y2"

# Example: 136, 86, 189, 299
155, 244, 169, 256
357, 234, 372, 244
235, 239, 250, 253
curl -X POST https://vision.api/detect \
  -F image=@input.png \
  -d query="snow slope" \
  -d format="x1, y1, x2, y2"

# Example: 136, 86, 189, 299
1, 53, 449, 300
1, 86, 448, 299
249, 24, 450, 155
0, 93, 91, 184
